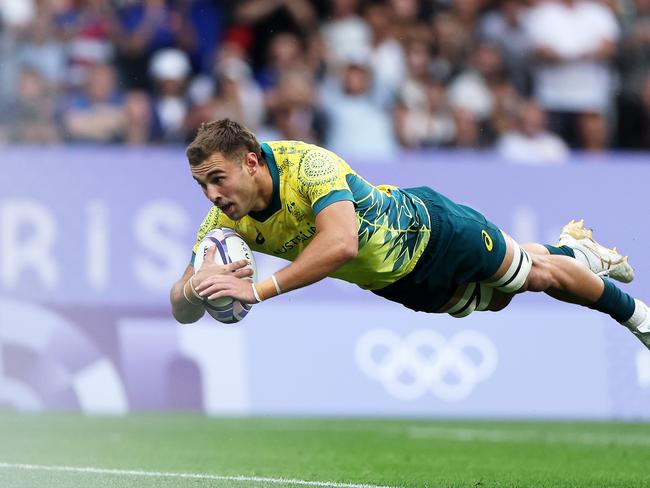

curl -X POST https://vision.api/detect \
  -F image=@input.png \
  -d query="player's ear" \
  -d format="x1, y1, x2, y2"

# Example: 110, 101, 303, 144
244, 152, 257, 175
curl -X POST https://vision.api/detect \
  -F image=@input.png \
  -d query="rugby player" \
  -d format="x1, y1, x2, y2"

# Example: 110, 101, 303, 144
170, 119, 649, 348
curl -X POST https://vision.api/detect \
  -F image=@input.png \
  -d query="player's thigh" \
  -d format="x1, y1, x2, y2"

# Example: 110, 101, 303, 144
483, 232, 534, 294
439, 282, 514, 317
441, 230, 534, 318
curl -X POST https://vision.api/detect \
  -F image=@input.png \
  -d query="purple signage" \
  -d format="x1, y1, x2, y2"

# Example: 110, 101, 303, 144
1, 147, 649, 417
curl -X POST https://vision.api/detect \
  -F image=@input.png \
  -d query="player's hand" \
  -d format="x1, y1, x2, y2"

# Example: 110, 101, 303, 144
193, 245, 253, 285
195, 274, 256, 304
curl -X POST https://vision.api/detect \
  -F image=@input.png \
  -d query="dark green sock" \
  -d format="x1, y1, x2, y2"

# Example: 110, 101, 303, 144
588, 278, 635, 323
545, 244, 575, 258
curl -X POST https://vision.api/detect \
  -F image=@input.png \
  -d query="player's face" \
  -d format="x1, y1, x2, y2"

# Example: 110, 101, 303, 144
191, 152, 258, 220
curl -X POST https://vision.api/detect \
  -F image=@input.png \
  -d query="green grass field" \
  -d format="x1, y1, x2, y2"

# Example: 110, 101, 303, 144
0, 413, 649, 488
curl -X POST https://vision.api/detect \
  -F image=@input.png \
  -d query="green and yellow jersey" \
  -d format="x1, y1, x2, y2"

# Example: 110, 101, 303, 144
192, 141, 432, 290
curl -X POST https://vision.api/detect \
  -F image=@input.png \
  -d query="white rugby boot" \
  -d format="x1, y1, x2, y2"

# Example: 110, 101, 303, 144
623, 299, 650, 351
558, 219, 634, 283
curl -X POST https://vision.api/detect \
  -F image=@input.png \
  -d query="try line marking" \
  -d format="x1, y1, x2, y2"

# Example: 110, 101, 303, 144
0, 462, 400, 488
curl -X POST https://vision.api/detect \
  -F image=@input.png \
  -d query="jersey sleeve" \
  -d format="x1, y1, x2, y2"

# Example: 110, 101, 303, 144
297, 148, 354, 215
191, 206, 224, 265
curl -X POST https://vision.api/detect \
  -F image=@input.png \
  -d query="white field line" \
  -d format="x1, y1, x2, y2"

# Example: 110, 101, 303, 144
0, 462, 399, 488
406, 426, 650, 446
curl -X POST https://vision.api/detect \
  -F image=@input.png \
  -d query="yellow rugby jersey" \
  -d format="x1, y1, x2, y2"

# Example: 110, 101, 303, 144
192, 141, 431, 290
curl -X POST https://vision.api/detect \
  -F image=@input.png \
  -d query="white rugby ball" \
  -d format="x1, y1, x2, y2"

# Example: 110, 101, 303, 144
193, 228, 257, 323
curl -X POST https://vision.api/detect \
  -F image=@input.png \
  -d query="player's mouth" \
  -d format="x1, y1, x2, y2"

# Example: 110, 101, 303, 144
219, 203, 234, 215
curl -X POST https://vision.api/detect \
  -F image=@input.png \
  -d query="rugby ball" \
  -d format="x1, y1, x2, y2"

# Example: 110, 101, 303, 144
193, 228, 257, 323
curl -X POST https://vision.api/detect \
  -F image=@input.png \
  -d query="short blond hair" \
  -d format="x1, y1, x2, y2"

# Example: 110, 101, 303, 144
186, 119, 262, 166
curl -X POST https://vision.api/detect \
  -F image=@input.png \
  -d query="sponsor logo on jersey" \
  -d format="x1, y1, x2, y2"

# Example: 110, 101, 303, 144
255, 231, 265, 245
482, 230, 493, 252
273, 226, 317, 254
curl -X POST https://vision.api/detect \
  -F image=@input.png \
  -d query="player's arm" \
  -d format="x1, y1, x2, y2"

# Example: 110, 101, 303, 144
274, 200, 358, 292
170, 264, 206, 324
195, 200, 358, 303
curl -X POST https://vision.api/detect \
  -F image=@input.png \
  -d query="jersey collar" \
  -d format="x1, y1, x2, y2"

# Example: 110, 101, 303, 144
249, 142, 281, 222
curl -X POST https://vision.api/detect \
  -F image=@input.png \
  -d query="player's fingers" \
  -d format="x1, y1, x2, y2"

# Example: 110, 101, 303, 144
195, 275, 225, 293
232, 267, 253, 278
199, 245, 216, 270
198, 283, 225, 297
226, 259, 249, 271
207, 290, 231, 300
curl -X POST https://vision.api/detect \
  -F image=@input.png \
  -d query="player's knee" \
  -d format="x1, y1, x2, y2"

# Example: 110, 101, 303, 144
524, 257, 557, 292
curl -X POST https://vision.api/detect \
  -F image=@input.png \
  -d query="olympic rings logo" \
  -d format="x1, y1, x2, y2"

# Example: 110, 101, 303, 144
355, 329, 498, 402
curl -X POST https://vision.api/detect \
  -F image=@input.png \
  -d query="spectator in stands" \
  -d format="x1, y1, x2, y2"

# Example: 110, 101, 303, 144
182, 0, 230, 75
488, 74, 521, 138
263, 70, 327, 144
0, 0, 647, 153
322, 47, 398, 160
451, 108, 483, 148
15, 3, 67, 91
447, 42, 502, 124
148, 48, 192, 143
256, 31, 308, 92
394, 75, 456, 148
62, 62, 130, 143
321, 0, 370, 70
363, 1, 407, 108
430, 10, 472, 81
398, 39, 434, 119
111, 0, 192, 91
55, 0, 115, 88
185, 44, 265, 137
233, 0, 317, 76
451, 0, 482, 31
0, 0, 35, 105
387, 0, 426, 43
0, 67, 61, 143
523, 0, 620, 150
447, 41, 509, 147
496, 99, 570, 164
479, 0, 532, 95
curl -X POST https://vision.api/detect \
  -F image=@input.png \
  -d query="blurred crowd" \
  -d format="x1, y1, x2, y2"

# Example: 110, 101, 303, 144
1, 0, 650, 162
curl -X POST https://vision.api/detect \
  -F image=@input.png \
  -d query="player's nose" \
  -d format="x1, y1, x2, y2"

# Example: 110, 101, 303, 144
206, 185, 221, 204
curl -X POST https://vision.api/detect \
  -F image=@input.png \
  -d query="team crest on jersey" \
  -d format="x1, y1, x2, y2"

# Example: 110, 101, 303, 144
287, 201, 305, 221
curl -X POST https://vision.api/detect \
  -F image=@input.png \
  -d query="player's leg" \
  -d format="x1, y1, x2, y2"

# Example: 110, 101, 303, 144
488, 232, 650, 349
439, 231, 599, 317
440, 282, 513, 317
520, 220, 634, 283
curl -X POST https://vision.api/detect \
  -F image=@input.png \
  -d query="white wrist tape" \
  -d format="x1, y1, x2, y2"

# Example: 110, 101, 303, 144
271, 274, 282, 295
251, 283, 262, 303
183, 280, 202, 305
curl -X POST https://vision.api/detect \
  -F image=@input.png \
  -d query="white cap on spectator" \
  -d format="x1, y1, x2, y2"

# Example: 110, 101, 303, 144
150, 49, 191, 81
0, 0, 35, 27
